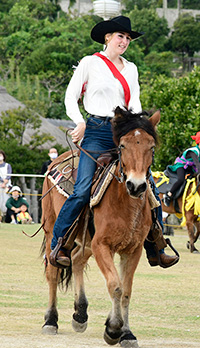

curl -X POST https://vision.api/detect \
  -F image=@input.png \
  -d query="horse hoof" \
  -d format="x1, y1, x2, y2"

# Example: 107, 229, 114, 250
120, 339, 139, 348
104, 327, 122, 345
119, 331, 139, 347
42, 325, 57, 335
72, 318, 87, 332
192, 250, 200, 254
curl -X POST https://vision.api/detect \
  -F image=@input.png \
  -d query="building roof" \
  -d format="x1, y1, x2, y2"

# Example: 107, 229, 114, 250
0, 86, 75, 150
0, 85, 23, 113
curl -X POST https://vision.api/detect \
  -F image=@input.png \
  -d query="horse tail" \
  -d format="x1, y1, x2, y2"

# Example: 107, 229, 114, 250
40, 235, 46, 257
59, 266, 72, 291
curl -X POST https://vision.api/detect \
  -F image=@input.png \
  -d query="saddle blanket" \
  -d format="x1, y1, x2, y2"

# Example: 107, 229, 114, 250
47, 152, 117, 206
47, 152, 79, 198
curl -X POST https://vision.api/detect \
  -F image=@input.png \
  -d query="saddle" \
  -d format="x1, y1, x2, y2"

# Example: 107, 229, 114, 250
156, 166, 194, 213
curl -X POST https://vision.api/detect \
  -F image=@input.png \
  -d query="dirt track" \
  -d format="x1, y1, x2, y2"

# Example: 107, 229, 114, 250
1, 334, 200, 348
1, 225, 200, 348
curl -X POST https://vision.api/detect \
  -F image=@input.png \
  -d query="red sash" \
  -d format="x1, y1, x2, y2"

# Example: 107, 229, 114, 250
93, 52, 130, 108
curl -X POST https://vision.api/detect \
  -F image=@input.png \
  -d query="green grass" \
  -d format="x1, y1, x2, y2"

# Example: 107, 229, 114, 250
0, 223, 200, 345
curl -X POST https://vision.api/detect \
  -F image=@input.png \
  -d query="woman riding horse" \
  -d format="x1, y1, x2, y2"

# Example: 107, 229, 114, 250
164, 131, 200, 207
49, 15, 178, 269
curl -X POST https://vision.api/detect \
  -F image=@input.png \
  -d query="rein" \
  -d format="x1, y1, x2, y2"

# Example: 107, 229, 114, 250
74, 142, 124, 183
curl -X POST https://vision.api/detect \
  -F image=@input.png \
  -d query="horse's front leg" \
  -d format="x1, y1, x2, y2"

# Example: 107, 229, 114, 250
42, 232, 61, 334
92, 240, 123, 345
72, 244, 92, 333
119, 247, 143, 348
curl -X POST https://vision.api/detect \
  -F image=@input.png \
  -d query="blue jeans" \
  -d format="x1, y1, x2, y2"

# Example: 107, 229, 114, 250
51, 116, 116, 250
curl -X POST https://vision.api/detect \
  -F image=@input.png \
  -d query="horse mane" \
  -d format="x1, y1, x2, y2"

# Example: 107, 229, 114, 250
111, 106, 158, 145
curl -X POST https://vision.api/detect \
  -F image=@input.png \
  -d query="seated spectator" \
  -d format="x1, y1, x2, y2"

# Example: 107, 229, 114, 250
17, 204, 33, 224
41, 148, 58, 175
5, 186, 29, 224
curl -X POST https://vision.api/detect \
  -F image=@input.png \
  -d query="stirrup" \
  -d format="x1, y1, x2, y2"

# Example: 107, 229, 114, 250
156, 238, 180, 268
49, 237, 70, 269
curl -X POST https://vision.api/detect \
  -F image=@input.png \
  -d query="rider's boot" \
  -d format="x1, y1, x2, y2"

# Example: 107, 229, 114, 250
145, 219, 179, 268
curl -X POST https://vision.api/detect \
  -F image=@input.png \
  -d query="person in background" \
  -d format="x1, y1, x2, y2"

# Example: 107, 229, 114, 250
0, 150, 12, 219
5, 186, 29, 224
164, 131, 200, 207
17, 204, 33, 224
41, 148, 58, 175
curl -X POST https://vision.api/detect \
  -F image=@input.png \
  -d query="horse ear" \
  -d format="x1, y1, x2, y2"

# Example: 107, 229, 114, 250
148, 110, 160, 129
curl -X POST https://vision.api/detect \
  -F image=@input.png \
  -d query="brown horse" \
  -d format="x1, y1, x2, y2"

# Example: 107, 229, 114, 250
153, 173, 200, 253
41, 107, 160, 347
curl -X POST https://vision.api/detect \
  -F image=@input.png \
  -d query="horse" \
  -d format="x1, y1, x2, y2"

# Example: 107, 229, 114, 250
153, 172, 200, 253
41, 107, 160, 347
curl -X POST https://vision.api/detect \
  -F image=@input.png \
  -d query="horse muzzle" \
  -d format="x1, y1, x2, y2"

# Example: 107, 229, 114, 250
126, 178, 147, 199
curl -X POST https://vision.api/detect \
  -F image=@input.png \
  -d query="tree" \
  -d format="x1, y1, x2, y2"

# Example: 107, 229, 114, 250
170, 13, 200, 57
140, 67, 200, 170
126, 8, 169, 55
0, 0, 16, 13
122, 0, 158, 12
144, 51, 176, 77
182, 0, 200, 10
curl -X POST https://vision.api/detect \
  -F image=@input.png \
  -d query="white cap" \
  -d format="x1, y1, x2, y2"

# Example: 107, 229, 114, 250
9, 186, 22, 196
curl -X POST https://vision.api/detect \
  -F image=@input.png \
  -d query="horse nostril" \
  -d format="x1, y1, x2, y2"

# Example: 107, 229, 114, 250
139, 182, 147, 193
126, 180, 134, 192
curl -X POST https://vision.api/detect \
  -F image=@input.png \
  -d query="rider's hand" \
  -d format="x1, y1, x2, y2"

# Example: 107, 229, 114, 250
70, 122, 86, 143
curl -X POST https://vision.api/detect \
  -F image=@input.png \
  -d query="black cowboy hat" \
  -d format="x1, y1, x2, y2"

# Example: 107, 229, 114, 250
91, 15, 144, 44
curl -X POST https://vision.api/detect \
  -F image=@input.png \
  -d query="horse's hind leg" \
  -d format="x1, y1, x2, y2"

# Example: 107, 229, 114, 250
43, 264, 61, 334
186, 216, 199, 253
42, 231, 61, 334
71, 244, 92, 333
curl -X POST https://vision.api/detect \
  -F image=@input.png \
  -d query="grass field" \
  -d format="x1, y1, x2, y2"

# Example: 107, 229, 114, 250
0, 223, 200, 348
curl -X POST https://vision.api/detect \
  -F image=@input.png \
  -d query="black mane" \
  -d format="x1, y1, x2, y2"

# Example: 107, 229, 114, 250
111, 107, 158, 145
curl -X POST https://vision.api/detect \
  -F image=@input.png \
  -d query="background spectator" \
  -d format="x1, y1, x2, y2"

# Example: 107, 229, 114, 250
5, 186, 29, 224
0, 150, 12, 219
41, 148, 58, 175
17, 204, 33, 224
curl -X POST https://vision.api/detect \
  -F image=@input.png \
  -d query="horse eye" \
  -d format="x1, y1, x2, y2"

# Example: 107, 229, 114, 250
120, 144, 125, 149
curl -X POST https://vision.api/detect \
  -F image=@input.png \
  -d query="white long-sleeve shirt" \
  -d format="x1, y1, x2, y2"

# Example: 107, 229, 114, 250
65, 51, 142, 125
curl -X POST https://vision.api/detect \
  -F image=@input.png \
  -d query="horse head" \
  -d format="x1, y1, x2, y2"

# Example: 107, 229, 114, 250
112, 107, 160, 198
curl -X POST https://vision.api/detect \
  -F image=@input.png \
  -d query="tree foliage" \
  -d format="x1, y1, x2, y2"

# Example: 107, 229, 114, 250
127, 8, 169, 55
169, 14, 200, 57
0, 0, 200, 174
141, 67, 200, 170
